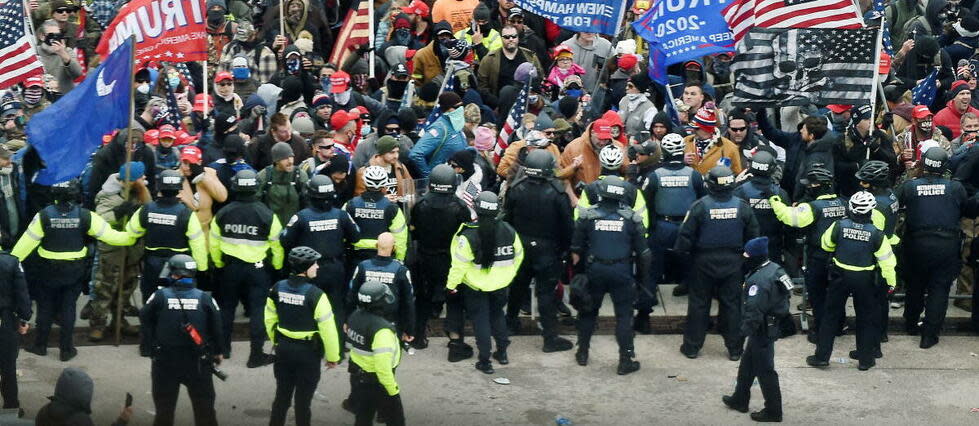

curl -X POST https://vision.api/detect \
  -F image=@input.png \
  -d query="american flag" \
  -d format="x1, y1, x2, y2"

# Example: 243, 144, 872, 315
494, 81, 530, 163
162, 76, 183, 128
423, 76, 455, 127
329, 0, 371, 67
911, 69, 938, 107
872, 0, 894, 55
0, 1, 43, 89
730, 28, 876, 106
722, 0, 864, 43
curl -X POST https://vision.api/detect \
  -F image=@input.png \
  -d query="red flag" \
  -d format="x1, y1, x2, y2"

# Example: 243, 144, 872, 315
723, 0, 863, 43
96, 0, 207, 63
329, 0, 371, 66
0, 1, 43, 90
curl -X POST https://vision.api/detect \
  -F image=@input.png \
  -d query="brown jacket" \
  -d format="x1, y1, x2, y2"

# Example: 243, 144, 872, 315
496, 140, 563, 179
477, 47, 543, 95
411, 42, 444, 87
683, 135, 743, 175
353, 156, 416, 198
559, 122, 628, 189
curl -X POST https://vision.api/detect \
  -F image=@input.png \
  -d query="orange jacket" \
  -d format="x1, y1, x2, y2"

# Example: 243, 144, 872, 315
683, 135, 743, 175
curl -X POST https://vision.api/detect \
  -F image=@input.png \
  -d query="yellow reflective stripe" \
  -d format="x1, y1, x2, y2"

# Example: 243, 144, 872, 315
23, 228, 41, 241
390, 223, 407, 233
315, 311, 334, 323
276, 327, 316, 340
220, 236, 268, 247
146, 247, 189, 252
492, 258, 518, 267
831, 258, 876, 271
91, 221, 108, 238
453, 251, 473, 263
347, 344, 374, 356
373, 347, 395, 354
876, 250, 894, 262
38, 247, 87, 260
187, 230, 203, 240
788, 206, 804, 228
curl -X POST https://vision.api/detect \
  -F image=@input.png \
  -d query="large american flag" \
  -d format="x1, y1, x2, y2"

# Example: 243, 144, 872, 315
730, 28, 876, 106
162, 76, 184, 128
722, 0, 864, 43
329, 0, 371, 67
494, 81, 530, 163
423, 76, 455, 127
0, 0, 43, 89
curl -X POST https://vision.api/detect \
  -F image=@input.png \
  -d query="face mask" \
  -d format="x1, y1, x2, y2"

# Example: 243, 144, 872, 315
321, 78, 331, 93
447, 107, 465, 130
394, 28, 411, 45
918, 120, 933, 133
743, 255, 766, 271
232, 67, 251, 80
286, 58, 301, 74
207, 9, 224, 26
566, 89, 582, 98
136, 84, 150, 95
361, 126, 372, 137
528, 94, 539, 104
168, 76, 180, 88
24, 88, 43, 105
626, 93, 641, 101
712, 61, 731, 76
387, 79, 408, 99
334, 89, 351, 105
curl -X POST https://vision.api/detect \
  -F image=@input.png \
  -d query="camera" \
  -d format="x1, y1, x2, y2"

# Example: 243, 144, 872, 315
43, 32, 64, 46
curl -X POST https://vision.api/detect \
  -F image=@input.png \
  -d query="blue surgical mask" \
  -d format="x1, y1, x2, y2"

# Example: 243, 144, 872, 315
447, 107, 465, 130
566, 89, 582, 98
321, 79, 331, 93
168, 76, 180, 88
361, 126, 372, 137
232, 67, 251, 80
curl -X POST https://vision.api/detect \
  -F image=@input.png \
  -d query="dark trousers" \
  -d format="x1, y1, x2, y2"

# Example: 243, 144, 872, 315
463, 287, 509, 362
683, 252, 744, 354
507, 238, 562, 339
644, 220, 681, 310
218, 258, 270, 355
311, 258, 346, 351
0, 327, 18, 408
815, 268, 878, 365
731, 334, 782, 416
34, 259, 86, 351
805, 251, 831, 335
151, 349, 217, 426
414, 252, 450, 339
270, 340, 322, 426
904, 237, 960, 337
444, 289, 466, 338
350, 372, 405, 426
576, 264, 636, 355
141, 254, 169, 304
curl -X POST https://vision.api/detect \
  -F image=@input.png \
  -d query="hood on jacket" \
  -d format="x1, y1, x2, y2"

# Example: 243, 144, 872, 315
256, 83, 283, 115
244, 93, 266, 113
652, 111, 675, 133
100, 173, 125, 194
51, 367, 94, 414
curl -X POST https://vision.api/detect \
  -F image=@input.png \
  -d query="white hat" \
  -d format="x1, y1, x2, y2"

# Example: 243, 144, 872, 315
615, 40, 636, 56
232, 56, 248, 68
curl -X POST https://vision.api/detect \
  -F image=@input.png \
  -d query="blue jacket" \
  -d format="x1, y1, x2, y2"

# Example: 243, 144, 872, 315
409, 115, 467, 177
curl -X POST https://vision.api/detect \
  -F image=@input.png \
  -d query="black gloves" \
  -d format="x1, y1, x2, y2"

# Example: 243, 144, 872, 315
112, 200, 140, 219
189, 163, 205, 181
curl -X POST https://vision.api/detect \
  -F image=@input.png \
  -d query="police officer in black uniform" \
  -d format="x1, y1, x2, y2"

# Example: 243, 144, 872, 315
722, 237, 789, 423
572, 176, 651, 375
279, 174, 360, 351
265, 246, 341, 426
733, 151, 789, 263
502, 149, 575, 352
140, 254, 222, 426
127, 169, 208, 303
897, 148, 979, 348
348, 232, 416, 342
346, 281, 405, 426
408, 164, 472, 354
675, 165, 760, 360
0, 234, 30, 411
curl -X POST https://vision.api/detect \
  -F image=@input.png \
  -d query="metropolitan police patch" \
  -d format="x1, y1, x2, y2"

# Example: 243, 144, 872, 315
748, 285, 758, 296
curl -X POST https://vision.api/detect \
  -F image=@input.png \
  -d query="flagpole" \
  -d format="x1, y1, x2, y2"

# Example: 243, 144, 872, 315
115, 35, 137, 346
280, 0, 286, 43
203, 59, 209, 119
21, 0, 36, 39
587, 18, 630, 121
368, 0, 375, 79
868, 23, 885, 161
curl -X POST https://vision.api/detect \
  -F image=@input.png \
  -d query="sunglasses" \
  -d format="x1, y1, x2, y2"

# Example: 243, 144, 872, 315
509, 17, 523, 23
729, 127, 747, 132
135, 79, 150, 84
317, 144, 335, 150
217, 81, 233, 86
384, 126, 400, 132
502, 34, 518, 40
54, 8, 73, 13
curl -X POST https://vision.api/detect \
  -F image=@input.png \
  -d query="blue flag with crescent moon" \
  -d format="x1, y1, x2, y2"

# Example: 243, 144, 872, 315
27, 38, 134, 185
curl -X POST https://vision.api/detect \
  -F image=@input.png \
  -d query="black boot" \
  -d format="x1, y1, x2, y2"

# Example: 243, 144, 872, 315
616, 352, 640, 375
59, 348, 77, 362
919, 334, 939, 349
672, 283, 688, 296
633, 312, 652, 335
447, 339, 474, 362
575, 347, 588, 366
25, 345, 47, 357
805, 355, 828, 367
474, 360, 494, 374
411, 335, 429, 350
492, 348, 509, 365
542, 336, 573, 353
722, 395, 749, 413
246, 352, 275, 368
750, 409, 782, 422
849, 349, 881, 360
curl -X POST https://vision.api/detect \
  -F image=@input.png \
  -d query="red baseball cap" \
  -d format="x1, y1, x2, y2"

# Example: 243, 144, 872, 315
23, 76, 43, 88
618, 54, 638, 71
592, 119, 612, 139
214, 71, 233, 83
912, 105, 933, 119
143, 129, 159, 145
158, 124, 177, 140
826, 104, 851, 114
401, 0, 429, 17
330, 71, 350, 94
175, 130, 197, 146
180, 145, 202, 164
330, 110, 354, 130
193, 94, 213, 113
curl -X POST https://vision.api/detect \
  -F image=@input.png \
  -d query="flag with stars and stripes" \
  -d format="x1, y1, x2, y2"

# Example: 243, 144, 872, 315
0, 0, 43, 90
162, 76, 184, 128
911, 69, 939, 107
730, 28, 876, 106
494, 81, 530, 163
423, 76, 456, 128
723, 0, 865, 43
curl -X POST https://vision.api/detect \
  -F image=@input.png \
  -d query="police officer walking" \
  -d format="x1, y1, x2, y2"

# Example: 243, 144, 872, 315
346, 281, 405, 426
502, 150, 574, 352
572, 176, 651, 375
140, 255, 222, 426
0, 234, 30, 412
345, 166, 408, 265
897, 148, 979, 348
447, 192, 524, 374
348, 233, 415, 342
722, 237, 790, 423
806, 191, 896, 370
675, 166, 759, 360
279, 175, 360, 351
12, 180, 132, 361
264, 246, 341, 426
127, 169, 208, 303
209, 170, 284, 367
408, 164, 471, 352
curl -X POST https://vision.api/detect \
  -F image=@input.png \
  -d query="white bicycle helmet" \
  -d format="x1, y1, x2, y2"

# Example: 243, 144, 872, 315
848, 191, 877, 215
599, 145, 624, 170
363, 166, 389, 190
660, 133, 685, 157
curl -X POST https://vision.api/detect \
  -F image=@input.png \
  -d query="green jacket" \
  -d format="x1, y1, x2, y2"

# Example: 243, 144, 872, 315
257, 166, 309, 226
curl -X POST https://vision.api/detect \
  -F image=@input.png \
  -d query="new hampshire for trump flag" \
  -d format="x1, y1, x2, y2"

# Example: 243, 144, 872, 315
730, 27, 876, 106
27, 38, 134, 185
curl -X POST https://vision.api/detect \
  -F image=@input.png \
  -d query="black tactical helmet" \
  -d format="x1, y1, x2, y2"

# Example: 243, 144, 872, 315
160, 254, 197, 279
800, 165, 834, 186
357, 280, 395, 310
922, 147, 949, 173
288, 246, 322, 273
307, 174, 336, 199
524, 149, 555, 178
428, 164, 458, 194
855, 160, 890, 184
50, 179, 80, 202
474, 191, 499, 216
749, 151, 775, 177
231, 169, 259, 194
706, 165, 735, 192
598, 175, 628, 201
158, 169, 183, 193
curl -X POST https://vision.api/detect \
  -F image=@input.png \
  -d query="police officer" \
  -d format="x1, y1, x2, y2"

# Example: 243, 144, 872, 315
642, 133, 705, 302
675, 166, 759, 360
733, 151, 789, 262
769, 166, 845, 343
576, 145, 648, 228
572, 176, 650, 374
348, 233, 415, 342
722, 237, 789, 423
345, 166, 408, 265
127, 169, 208, 303
346, 281, 405, 426
447, 192, 524, 374
12, 180, 132, 361
139, 254, 222, 426
806, 191, 896, 370
264, 247, 341, 426
209, 169, 284, 367
409, 164, 471, 352
279, 175, 360, 351
502, 149, 574, 352
897, 148, 979, 348
0, 233, 30, 411
855, 160, 900, 348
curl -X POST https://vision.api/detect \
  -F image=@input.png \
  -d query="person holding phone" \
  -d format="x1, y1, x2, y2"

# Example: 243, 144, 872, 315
35, 20, 82, 94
